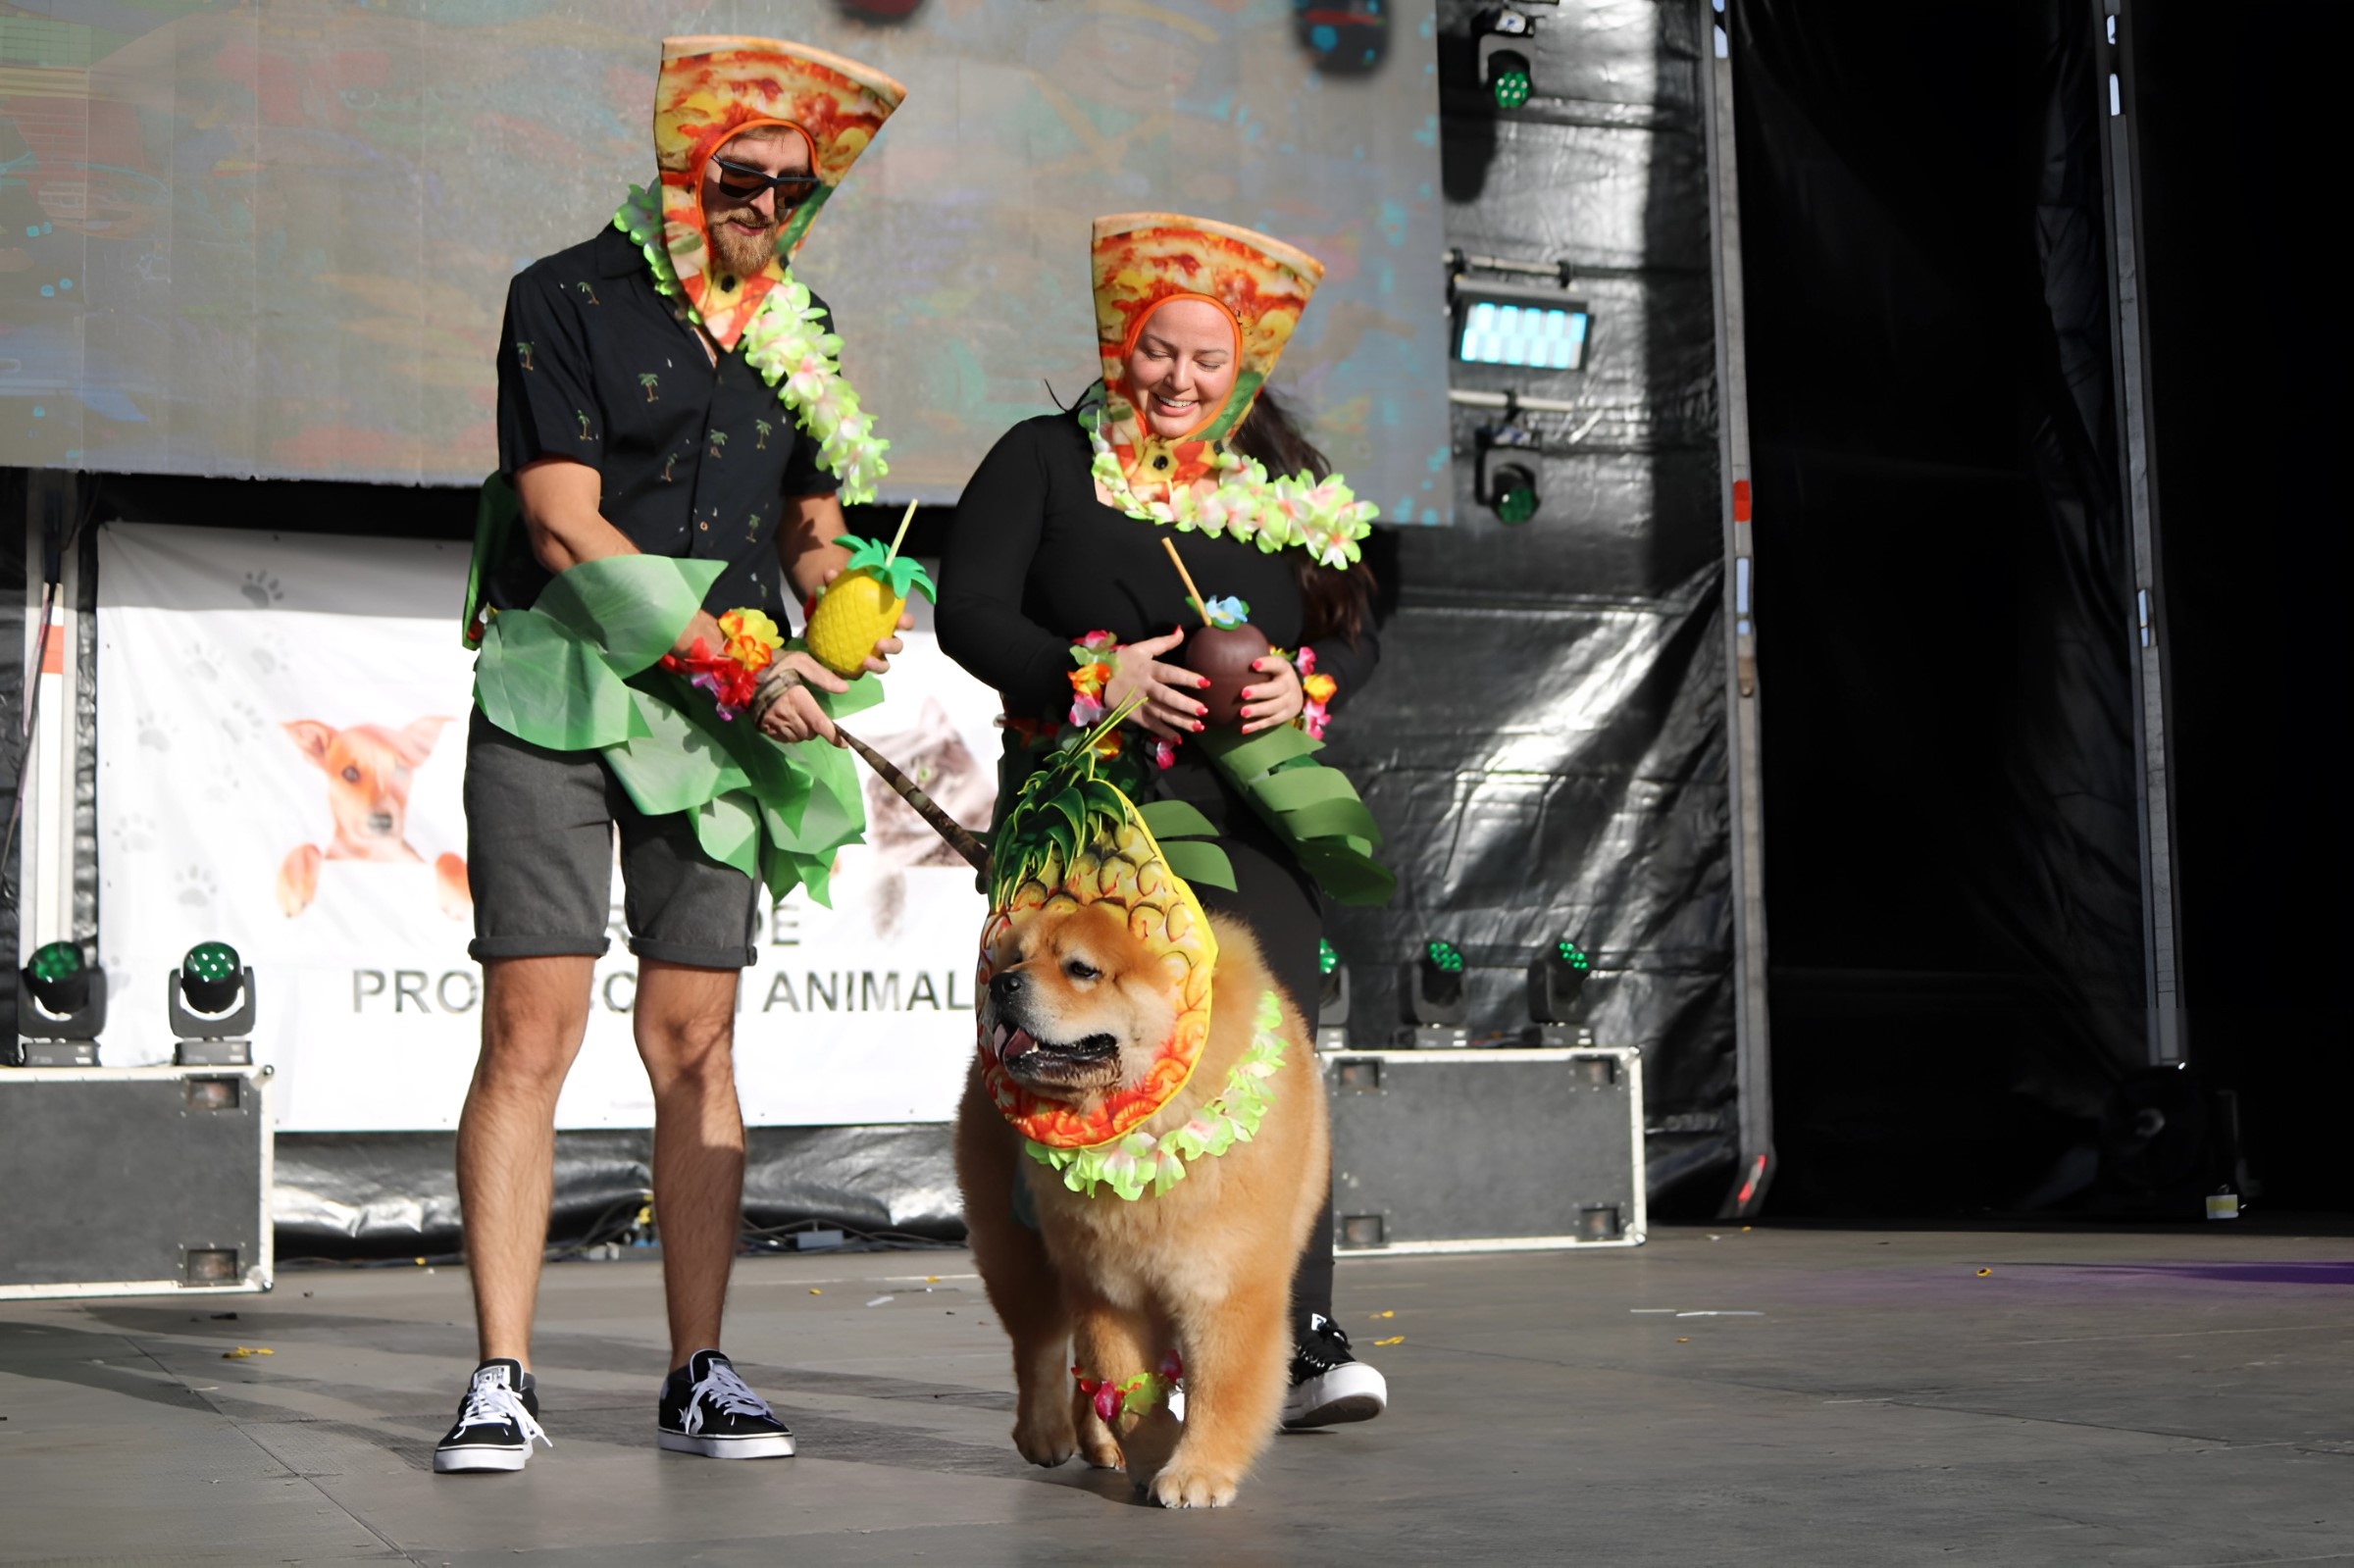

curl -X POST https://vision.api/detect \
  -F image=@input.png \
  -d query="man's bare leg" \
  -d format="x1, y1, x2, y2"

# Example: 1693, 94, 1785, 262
457, 954, 596, 1369
633, 958, 745, 1367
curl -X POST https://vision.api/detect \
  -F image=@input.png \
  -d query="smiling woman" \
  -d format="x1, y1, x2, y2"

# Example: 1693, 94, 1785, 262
1123, 296, 1241, 441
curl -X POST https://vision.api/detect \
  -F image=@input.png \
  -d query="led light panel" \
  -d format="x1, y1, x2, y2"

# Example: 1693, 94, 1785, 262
1457, 299, 1590, 369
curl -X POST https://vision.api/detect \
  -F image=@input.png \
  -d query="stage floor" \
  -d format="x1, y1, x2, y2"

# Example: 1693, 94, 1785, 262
3, 1225, 2349, 1565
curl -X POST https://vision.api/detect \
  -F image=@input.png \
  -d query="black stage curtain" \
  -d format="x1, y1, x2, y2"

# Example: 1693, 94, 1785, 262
2130, 1, 2350, 1211
1733, 1, 2150, 1213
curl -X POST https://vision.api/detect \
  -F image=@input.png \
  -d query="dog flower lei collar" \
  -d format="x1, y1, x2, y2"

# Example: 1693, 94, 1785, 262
1027, 988, 1287, 1201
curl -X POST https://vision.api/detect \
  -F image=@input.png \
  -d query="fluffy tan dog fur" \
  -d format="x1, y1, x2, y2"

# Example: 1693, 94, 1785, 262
957, 906, 1328, 1509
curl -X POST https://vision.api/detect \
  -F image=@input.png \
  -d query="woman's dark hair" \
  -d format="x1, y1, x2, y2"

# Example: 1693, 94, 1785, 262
1229, 388, 1377, 649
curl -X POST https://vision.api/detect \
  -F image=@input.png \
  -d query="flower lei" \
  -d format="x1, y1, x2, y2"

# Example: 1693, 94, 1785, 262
658, 607, 786, 720
1264, 643, 1340, 740
1024, 988, 1286, 1201
1074, 1350, 1184, 1424
615, 185, 889, 503
1060, 632, 1178, 771
1076, 382, 1377, 571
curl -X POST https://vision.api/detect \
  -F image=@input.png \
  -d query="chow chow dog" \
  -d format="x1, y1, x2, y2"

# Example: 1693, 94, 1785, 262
956, 901, 1328, 1509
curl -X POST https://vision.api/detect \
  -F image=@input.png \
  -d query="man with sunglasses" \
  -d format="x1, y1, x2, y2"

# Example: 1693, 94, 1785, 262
438, 38, 907, 1477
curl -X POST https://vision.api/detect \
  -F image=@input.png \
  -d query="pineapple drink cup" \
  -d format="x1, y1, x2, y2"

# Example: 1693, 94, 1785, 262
805, 532, 935, 678
978, 719, 1218, 1149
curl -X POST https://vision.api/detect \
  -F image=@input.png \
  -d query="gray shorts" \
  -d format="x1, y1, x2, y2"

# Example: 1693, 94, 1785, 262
463, 708, 758, 969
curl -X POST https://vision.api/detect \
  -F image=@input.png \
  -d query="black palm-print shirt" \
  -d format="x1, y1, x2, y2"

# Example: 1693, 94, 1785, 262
490, 224, 840, 618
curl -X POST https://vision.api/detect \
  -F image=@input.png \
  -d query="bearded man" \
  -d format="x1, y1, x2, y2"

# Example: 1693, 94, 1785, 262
435, 37, 907, 1475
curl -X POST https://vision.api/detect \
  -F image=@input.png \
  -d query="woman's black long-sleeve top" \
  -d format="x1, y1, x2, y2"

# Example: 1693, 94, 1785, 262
936, 413, 1378, 735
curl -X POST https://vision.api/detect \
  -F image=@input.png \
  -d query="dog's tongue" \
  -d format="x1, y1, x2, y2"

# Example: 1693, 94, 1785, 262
996, 1025, 1038, 1061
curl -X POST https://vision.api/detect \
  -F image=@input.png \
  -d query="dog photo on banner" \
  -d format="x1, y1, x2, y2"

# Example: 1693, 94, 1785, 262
93, 522, 997, 1132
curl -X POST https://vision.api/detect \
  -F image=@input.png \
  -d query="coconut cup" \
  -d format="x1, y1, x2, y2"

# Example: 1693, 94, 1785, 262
1180, 623, 1274, 728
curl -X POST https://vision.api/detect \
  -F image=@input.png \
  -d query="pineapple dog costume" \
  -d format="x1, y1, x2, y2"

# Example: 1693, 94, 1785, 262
977, 714, 1294, 1205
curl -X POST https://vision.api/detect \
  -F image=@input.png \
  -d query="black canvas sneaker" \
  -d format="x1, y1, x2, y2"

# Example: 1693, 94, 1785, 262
657, 1349, 795, 1458
433, 1359, 550, 1473
1281, 1313, 1389, 1430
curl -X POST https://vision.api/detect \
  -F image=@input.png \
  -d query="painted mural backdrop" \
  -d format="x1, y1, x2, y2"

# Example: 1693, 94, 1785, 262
0, 2, 1452, 520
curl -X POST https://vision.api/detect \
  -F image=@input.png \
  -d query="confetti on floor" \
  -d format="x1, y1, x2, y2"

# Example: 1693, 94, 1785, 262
220, 1347, 274, 1360
1372, 1336, 1404, 1346
1369, 1310, 1395, 1320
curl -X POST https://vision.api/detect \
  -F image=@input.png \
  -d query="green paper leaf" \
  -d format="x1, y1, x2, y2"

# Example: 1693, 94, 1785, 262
1253, 768, 1357, 814
1159, 839, 1238, 892
534, 555, 723, 677
1137, 798, 1219, 840
474, 609, 636, 751
692, 790, 764, 881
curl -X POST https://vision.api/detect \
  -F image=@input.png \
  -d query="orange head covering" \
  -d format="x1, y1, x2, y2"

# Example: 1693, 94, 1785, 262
1090, 213, 1325, 501
653, 35, 905, 349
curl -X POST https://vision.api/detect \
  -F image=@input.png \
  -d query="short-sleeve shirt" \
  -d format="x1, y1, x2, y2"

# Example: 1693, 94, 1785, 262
488, 223, 841, 618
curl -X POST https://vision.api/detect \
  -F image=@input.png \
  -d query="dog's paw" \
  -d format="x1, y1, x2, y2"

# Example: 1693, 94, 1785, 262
1147, 1463, 1240, 1509
1012, 1410, 1077, 1469
1077, 1425, 1126, 1471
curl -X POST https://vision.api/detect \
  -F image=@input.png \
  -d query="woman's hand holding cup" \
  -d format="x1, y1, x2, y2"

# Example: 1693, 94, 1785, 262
1104, 628, 1209, 740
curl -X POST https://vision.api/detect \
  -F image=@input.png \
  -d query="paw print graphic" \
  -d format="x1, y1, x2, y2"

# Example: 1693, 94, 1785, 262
184, 640, 223, 684
248, 631, 293, 677
240, 571, 283, 609
108, 809, 159, 855
135, 707, 172, 751
223, 697, 266, 740
175, 863, 218, 909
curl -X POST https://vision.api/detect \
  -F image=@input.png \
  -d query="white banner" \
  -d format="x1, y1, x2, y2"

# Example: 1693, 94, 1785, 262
94, 523, 999, 1132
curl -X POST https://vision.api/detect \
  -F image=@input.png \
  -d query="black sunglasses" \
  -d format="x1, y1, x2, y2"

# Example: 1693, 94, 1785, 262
710, 156, 822, 208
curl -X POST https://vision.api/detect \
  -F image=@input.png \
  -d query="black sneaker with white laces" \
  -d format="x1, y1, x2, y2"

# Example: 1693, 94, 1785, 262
1282, 1313, 1389, 1430
434, 1359, 550, 1474
657, 1349, 794, 1458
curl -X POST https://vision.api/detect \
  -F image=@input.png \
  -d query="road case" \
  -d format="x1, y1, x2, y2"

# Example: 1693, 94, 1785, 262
1322, 1046, 1645, 1253
0, 1065, 275, 1299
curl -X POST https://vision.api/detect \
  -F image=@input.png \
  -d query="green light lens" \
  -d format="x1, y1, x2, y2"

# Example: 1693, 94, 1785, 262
183, 941, 240, 982
1425, 940, 1463, 974
1497, 481, 1538, 525
28, 941, 80, 984
185, 942, 238, 981
1318, 938, 1339, 977
1492, 69, 1531, 109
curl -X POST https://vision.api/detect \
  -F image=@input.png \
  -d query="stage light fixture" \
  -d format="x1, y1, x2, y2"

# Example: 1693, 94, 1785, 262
180, 942, 241, 1014
1452, 277, 1591, 370
1528, 937, 1591, 1021
1476, 424, 1542, 525
1316, 936, 1351, 1047
169, 940, 257, 1066
26, 940, 87, 1015
1403, 938, 1468, 1023
14, 938, 108, 1065
1475, 5, 1536, 109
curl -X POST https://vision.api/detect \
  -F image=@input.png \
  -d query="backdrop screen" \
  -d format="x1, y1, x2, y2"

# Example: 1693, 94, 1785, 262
0, 2, 1453, 519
